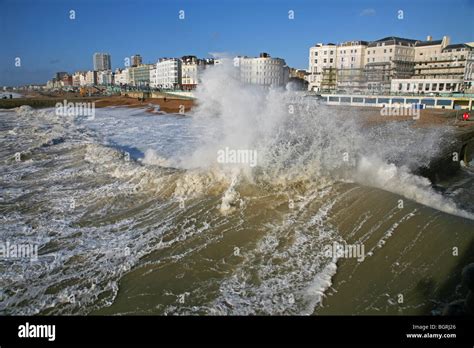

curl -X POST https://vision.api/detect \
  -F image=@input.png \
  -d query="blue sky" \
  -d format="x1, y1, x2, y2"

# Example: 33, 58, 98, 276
1, 0, 473, 86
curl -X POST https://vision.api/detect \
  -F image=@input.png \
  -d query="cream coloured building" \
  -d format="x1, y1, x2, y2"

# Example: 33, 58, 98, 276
114, 68, 129, 86
413, 36, 472, 81
85, 70, 97, 86
308, 43, 337, 91
308, 35, 474, 94
391, 78, 463, 94
336, 40, 368, 92
465, 50, 474, 92
180, 56, 215, 90
238, 53, 289, 87
365, 37, 417, 93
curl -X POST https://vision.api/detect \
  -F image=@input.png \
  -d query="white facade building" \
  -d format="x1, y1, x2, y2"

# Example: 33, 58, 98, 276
85, 71, 97, 86
114, 68, 129, 86
308, 41, 368, 92
391, 78, 464, 94
180, 56, 215, 90
150, 58, 182, 89
97, 70, 113, 85
72, 72, 88, 87
237, 53, 289, 87
465, 50, 474, 92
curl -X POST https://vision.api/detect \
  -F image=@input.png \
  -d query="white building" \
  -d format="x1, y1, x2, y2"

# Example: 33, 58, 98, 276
391, 78, 464, 94
72, 72, 87, 87
180, 56, 215, 90
114, 68, 129, 86
238, 53, 289, 87
150, 58, 182, 89
85, 71, 97, 86
97, 70, 113, 85
308, 41, 368, 92
465, 49, 474, 92
308, 43, 337, 92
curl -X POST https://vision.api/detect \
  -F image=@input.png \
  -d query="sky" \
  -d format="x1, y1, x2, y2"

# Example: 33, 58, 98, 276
1, 0, 473, 86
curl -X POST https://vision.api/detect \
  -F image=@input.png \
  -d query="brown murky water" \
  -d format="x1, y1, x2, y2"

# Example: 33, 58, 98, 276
1, 99, 473, 316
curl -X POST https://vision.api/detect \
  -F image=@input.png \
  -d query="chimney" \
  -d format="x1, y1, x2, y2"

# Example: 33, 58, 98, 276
259, 52, 270, 58
442, 35, 451, 48
426, 35, 432, 41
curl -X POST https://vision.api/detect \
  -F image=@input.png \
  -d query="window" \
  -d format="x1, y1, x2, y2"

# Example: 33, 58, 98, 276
330, 58, 333, 63
384, 49, 387, 53
439, 83, 444, 90
330, 51, 334, 55
437, 99, 451, 106
323, 59, 327, 63
353, 97, 364, 102
421, 99, 435, 105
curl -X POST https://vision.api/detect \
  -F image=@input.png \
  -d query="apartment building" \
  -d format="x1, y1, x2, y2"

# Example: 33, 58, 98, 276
150, 58, 182, 89
308, 43, 337, 92
391, 78, 464, 94
465, 50, 474, 92
391, 36, 474, 94
238, 53, 289, 87
85, 70, 97, 86
72, 72, 86, 87
97, 70, 113, 85
131, 55, 142, 67
336, 41, 368, 92
180, 56, 211, 90
308, 35, 474, 94
365, 37, 417, 93
93, 53, 111, 71
413, 36, 472, 80
114, 68, 129, 86
129, 64, 154, 87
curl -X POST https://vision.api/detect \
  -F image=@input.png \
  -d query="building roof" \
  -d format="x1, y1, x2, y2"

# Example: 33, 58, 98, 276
339, 40, 369, 46
375, 36, 418, 43
443, 43, 472, 51
415, 39, 442, 47
368, 36, 418, 47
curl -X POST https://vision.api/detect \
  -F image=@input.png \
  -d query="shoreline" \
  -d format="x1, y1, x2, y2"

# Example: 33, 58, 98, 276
0, 94, 195, 114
